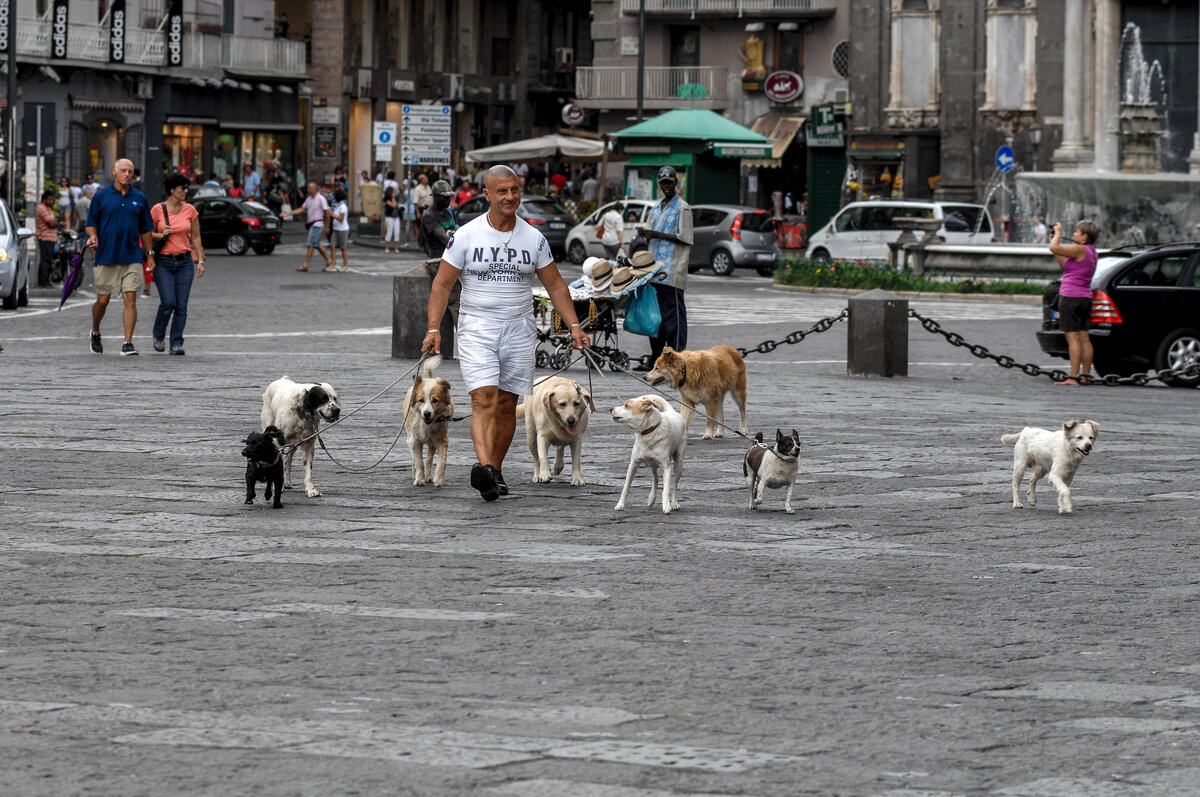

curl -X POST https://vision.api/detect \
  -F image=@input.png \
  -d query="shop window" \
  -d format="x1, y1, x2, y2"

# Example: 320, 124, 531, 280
983, 0, 1037, 116
163, 123, 205, 183
776, 29, 801, 73
886, 0, 940, 129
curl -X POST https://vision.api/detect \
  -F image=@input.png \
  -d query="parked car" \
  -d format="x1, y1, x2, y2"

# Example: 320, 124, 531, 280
628, 205, 780, 277
191, 198, 281, 256
805, 200, 994, 262
564, 200, 656, 264
454, 195, 575, 258
1035, 244, 1200, 387
186, 184, 226, 202
0, 200, 34, 310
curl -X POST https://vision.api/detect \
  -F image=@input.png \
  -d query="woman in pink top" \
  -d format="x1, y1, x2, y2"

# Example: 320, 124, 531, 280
1049, 219, 1100, 385
149, 173, 206, 355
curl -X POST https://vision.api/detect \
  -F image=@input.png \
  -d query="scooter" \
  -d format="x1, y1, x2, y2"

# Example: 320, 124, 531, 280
50, 229, 83, 284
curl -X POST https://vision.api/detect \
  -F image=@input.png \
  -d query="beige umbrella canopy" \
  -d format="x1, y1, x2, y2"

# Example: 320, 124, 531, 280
465, 134, 608, 164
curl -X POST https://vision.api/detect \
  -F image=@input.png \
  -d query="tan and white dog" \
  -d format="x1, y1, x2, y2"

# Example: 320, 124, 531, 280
518, 377, 595, 485
645, 345, 748, 439
1002, 419, 1100, 514
402, 355, 454, 487
610, 395, 687, 514
261, 376, 342, 498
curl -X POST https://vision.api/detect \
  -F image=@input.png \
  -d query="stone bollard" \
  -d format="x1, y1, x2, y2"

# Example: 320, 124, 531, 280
847, 288, 908, 377
392, 269, 455, 359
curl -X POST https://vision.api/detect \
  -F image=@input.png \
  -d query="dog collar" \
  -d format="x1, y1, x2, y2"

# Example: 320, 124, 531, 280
766, 446, 797, 462
678, 364, 686, 387
640, 423, 660, 436
248, 451, 281, 467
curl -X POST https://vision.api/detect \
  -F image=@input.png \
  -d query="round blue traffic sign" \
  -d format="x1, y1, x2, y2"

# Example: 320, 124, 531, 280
995, 145, 1015, 173
379, 131, 392, 144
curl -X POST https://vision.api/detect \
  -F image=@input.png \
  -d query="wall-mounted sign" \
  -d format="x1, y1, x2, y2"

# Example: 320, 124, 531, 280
313, 125, 337, 159
561, 104, 585, 126
108, 0, 126, 63
0, 0, 10, 55
807, 104, 844, 148
50, 0, 69, 59
387, 70, 418, 100
713, 142, 771, 158
849, 138, 906, 158
312, 107, 340, 125
764, 71, 803, 104
401, 105, 452, 167
165, 0, 183, 67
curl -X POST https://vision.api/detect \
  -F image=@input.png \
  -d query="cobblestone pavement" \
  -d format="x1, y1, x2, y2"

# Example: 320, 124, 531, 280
1, 239, 1198, 797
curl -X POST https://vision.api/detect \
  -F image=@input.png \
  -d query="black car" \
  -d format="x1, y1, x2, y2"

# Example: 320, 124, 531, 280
453, 195, 574, 258
1036, 244, 1200, 387
192, 198, 282, 256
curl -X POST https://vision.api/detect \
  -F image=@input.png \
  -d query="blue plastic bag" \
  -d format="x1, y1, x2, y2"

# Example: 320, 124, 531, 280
623, 285, 661, 337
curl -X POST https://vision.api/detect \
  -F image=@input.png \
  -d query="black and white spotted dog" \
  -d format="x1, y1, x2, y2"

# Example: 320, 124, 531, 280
261, 376, 341, 498
743, 429, 801, 514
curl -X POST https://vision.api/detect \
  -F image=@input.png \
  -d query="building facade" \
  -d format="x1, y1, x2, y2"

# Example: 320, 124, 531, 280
6, 0, 307, 207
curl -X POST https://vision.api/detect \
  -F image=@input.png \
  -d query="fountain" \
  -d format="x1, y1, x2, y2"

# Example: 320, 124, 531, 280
1118, 23, 1167, 174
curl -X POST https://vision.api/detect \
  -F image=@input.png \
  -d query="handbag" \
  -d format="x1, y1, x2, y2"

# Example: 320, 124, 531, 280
595, 223, 605, 240
622, 285, 661, 337
150, 203, 170, 254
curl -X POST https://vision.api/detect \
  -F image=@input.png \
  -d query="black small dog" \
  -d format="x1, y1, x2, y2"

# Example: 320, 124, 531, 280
243, 425, 286, 508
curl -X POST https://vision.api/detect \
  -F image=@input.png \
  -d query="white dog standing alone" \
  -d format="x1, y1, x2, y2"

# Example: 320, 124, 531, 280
1002, 419, 1099, 514
261, 376, 342, 498
611, 396, 687, 514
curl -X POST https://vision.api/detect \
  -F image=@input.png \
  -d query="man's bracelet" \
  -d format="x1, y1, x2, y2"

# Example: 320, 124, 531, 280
569, 323, 582, 329
426, 329, 440, 334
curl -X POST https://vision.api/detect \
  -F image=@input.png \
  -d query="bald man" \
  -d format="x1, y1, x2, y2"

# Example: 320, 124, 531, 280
85, 158, 155, 356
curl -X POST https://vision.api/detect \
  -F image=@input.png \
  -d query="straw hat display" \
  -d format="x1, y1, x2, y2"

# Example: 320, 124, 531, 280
590, 259, 614, 294
630, 250, 661, 276
610, 266, 636, 293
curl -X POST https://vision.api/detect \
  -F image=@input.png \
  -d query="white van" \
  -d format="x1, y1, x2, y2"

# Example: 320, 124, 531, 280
805, 200, 995, 262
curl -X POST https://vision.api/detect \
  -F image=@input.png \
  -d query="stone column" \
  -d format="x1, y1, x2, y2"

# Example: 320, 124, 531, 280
1052, 0, 1093, 171
1189, 5, 1200, 173
1094, 0, 1121, 171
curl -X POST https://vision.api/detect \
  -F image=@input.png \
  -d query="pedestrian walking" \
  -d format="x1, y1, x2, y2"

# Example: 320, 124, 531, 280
635, 166, 693, 369
421, 180, 460, 325
413, 173, 433, 250
328, 188, 351, 271
281, 182, 332, 271
1050, 220, 1100, 385
402, 179, 417, 242
75, 187, 93, 233
84, 158, 154, 356
1031, 214, 1048, 244
59, 177, 79, 229
224, 173, 241, 197
455, 180, 476, 208
35, 190, 59, 288
264, 169, 286, 219
422, 165, 589, 502
581, 172, 598, 203
242, 163, 262, 202
149, 173, 206, 356
382, 186, 402, 254
600, 201, 624, 260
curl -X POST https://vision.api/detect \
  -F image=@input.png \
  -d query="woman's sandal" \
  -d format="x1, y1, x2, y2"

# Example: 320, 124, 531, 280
295, 266, 308, 271
1056, 375, 1080, 386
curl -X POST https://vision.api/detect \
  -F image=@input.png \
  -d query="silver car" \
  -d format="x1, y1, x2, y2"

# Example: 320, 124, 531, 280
631, 204, 780, 276
0, 200, 34, 310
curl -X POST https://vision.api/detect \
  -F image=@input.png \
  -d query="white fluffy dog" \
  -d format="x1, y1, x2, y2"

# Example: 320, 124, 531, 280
610, 395, 687, 514
261, 376, 342, 498
402, 356, 453, 487
1002, 419, 1099, 514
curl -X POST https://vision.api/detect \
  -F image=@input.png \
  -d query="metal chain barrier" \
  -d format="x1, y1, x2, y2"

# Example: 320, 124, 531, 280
735, 308, 849, 359
908, 308, 1200, 386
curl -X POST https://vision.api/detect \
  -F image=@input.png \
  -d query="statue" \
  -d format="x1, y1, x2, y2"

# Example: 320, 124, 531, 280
738, 34, 767, 80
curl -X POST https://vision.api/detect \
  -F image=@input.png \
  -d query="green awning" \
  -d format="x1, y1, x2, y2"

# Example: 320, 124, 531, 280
611, 109, 770, 145
628, 153, 693, 167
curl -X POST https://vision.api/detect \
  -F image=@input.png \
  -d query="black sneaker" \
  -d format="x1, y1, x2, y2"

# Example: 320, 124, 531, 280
169, 347, 185, 356
153, 337, 165, 352
470, 463, 499, 502
492, 468, 509, 496
89, 332, 103, 354
120, 341, 138, 356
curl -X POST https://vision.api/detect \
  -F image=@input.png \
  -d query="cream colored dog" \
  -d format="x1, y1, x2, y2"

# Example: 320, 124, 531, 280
1002, 419, 1099, 514
402, 356, 454, 486
518, 377, 595, 485
645, 345, 748, 439
610, 395, 687, 514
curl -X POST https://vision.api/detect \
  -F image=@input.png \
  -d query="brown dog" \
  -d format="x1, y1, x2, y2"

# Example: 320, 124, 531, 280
402, 356, 454, 486
645, 345, 747, 439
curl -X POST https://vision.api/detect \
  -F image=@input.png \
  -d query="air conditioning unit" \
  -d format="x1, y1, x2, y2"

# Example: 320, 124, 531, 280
555, 47, 575, 67
133, 75, 153, 100
831, 87, 849, 104
441, 73, 464, 101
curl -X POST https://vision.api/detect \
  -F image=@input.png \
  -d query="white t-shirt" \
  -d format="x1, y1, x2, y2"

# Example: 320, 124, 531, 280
331, 200, 350, 231
442, 214, 554, 321
600, 209, 623, 246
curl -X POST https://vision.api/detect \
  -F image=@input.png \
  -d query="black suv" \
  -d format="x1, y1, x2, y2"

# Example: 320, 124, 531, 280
1036, 244, 1200, 387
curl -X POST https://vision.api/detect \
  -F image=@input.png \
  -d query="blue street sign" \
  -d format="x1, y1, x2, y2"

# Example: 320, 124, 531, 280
996, 145, 1015, 173
378, 131, 392, 144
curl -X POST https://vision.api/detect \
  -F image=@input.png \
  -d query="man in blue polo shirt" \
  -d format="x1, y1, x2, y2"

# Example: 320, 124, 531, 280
85, 158, 154, 356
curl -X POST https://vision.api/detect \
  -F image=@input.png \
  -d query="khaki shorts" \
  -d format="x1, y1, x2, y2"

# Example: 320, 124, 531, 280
94, 263, 144, 296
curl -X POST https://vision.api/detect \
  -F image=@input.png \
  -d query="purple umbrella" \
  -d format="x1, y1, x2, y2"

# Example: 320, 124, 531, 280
58, 251, 88, 310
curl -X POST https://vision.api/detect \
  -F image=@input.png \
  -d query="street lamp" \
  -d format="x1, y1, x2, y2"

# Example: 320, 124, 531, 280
1029, 125, 1042, 172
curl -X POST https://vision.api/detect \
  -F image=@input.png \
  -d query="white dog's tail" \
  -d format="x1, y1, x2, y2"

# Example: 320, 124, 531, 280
515, 402, 525, 421
421, 355, 443, 378
1001, 433, 1020, 445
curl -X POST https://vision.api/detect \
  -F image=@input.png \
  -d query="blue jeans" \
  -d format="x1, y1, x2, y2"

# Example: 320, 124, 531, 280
152, 254, 195, 349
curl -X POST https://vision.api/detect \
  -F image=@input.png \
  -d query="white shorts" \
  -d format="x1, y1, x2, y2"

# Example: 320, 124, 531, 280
457, 313, 537, 395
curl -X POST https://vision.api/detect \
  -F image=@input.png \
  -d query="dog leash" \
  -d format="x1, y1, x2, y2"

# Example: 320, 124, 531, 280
581, 349, 758, 444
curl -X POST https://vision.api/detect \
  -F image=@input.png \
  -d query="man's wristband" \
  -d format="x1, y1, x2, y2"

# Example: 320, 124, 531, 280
426, 328, 440, 334
569, 323, 582, 329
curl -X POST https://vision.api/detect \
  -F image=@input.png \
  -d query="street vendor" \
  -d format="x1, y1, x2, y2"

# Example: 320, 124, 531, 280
635, 165, 693, 368
422, 165, 589, 502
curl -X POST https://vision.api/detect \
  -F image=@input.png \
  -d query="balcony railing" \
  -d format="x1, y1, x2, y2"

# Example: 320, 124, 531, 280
620, 0, 837, 17
13, 17, 305, 76
577, 66, 728, 103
